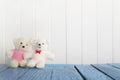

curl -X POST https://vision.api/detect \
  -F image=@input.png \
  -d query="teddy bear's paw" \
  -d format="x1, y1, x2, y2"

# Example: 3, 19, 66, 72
27, 63, 35, 67
46, 53, 55, 60
10, 60, 19, 68
6, 51, 13, 58
11, 63, 19, 68
20, 60, 27, 67
36, 63, 45, 68
27, 61, 36, 67
23, 53, 32, 59
50, 54, 55, 60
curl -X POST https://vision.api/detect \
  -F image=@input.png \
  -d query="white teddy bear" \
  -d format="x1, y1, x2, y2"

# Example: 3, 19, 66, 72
6, 38, 32, 68
27, 39, 55, 68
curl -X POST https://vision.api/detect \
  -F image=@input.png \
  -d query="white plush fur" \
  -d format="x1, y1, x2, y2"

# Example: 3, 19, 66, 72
6, 37, 32, 68
27, 39, 55, 68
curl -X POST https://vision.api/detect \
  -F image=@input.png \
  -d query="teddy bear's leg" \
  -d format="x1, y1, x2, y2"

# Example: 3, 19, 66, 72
36, 59, 45, 68
27, 59, 37, 67
10, 60, 19, 68
19, 60, 27, 67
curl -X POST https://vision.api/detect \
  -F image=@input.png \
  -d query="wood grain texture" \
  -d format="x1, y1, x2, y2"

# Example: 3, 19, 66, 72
0, 64, 120, 80
93, 64, 120, 80
76, 65, 112, 80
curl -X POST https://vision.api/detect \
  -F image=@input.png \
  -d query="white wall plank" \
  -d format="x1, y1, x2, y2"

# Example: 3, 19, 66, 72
97, 0, 113, 63
20, 0, 36, 38
51, 0, 66, 64
0, 0, 6, 64
67, 0, 82, 64
82, 0, 97, 64
113, 0, 120, 63
35, 0, 50, 39
5, 0, 21, 64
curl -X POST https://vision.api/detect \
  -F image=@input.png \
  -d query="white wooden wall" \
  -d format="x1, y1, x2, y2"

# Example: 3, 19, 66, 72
0, 0, 120, 64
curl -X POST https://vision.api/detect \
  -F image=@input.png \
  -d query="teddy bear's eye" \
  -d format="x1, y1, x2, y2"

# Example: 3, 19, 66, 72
42, 43, 44, 45
20, 42, 22, 44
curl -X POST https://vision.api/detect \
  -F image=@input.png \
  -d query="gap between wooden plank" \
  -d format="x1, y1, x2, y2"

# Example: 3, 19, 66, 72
107, 64, 120, 69
50, 68, 53, 80
74, 66, 86, 80
91, 65, 115, 80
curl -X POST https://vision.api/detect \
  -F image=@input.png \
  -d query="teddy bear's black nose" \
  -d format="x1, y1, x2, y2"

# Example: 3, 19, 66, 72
38, 44, 41, 46
22, 46, 25, 48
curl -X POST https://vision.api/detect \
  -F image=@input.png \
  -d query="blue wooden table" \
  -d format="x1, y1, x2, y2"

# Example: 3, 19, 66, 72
0, 64, 120, 80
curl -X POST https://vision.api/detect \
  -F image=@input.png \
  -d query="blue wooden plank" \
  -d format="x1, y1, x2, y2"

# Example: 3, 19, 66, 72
108, 63, 120, 69
18, 67, 53, 80
0, 67, 29, 80
52, 66, 83, 80
19, 64, 83, 80
0, 64, 9, 72
92, 64, 120, 80
45, 64, 74, 67
75, 65, 112, 80
0, 64, 118, 80
0, 64, 75, 80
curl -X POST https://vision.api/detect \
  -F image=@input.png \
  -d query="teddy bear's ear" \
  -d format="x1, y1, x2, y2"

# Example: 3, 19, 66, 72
13, 38, 19, 45
46, 40, 49, 45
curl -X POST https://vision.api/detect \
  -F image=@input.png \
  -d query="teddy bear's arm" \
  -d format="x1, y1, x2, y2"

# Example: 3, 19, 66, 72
23, 52, 33, 59
6, 51, 13, 58
42, 51, 55, 60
